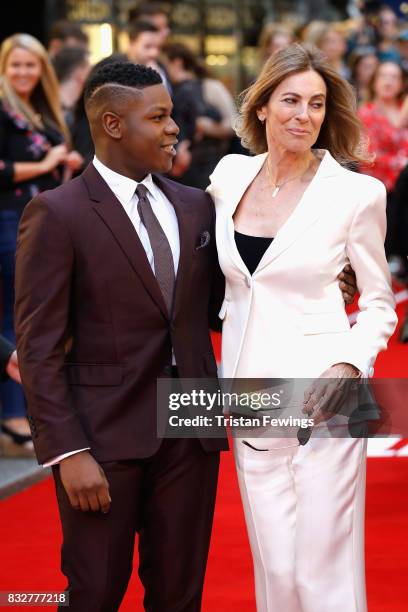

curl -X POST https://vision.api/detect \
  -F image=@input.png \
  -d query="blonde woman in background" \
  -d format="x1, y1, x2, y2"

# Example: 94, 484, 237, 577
258, 22, 295, 66
0, 34, 82, 456
314, 23, 351, 79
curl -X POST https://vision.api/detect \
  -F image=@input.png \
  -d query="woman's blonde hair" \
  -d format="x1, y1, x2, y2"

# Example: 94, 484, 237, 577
258, 23, 294, 63
237, 43, 371, 164
0, 33, 69, 142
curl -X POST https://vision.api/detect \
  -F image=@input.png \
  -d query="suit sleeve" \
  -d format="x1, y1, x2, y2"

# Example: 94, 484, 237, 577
205, 192, 225, 332
205, 163, 227, 331
335, 182, 397, 376
15, 195, 90, 464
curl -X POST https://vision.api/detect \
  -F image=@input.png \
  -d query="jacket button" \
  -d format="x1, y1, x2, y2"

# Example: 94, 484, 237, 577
162, 365, 172, 376
245, 277, 251, 288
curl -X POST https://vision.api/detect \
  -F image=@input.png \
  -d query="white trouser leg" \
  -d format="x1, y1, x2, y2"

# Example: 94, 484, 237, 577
233, 438, 301, 612
293, 436, 367, 612
233, 436, 367, 612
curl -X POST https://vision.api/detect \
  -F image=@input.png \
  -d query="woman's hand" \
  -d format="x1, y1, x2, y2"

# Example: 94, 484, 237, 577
65, 150, 84, 172
41, 144, 68, 173
302, 362, 361, 425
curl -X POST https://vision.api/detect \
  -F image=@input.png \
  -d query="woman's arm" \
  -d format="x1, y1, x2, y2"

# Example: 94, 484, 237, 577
398, 95, 408, 128
13, 144, 68, 183
335, 181, 397, 376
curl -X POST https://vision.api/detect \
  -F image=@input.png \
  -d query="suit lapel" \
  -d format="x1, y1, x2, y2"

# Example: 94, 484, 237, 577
255, 150, 342, 272
153, 174, 197, 320
222, 150, 343, 276
82, 164, 169, 319
225, 153, 268, 275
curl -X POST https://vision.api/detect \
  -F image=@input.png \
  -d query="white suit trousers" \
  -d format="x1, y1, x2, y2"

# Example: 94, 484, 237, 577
233, 435, 367, 612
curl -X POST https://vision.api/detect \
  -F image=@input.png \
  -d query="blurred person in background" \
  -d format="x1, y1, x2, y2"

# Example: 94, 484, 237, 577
349, 46, 379, 105
47, 20, 89, 58
315, 24, 351, 79
396, 29, 408, 73
128, 1, 171, 47
126, 20, 161, 68
358, 61, 408, 262
0, 335, 22, 456
391, 163, 408, 341
0, 34, 80, 455
126, 19, 173, 92
375, 4, 401, 63
164, 42, 235, 189
258, 23, 295, 66
52, 46, 90, 128
347, 0, 379, 51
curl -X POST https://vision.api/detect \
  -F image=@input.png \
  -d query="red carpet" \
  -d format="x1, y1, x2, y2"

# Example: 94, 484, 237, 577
0, 453, 407, 611
0, 293, 407, 611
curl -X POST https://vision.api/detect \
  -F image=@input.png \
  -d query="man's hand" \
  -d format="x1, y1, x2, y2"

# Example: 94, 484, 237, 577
60, 451, 111, 513
338, 264, 357, 304
6, 351, 21, 384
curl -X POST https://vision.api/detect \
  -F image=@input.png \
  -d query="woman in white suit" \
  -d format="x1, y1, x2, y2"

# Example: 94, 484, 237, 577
207, 44, 397, 612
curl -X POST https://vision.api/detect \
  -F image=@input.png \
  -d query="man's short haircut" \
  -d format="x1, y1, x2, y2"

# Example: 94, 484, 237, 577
129, 2, 169, 22
52, 46, 89, 83
48, 20, 89, 45
84, 61, 162, 106
128, 20, 159, 42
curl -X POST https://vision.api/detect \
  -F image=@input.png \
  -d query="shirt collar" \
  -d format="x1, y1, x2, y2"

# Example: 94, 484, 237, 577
93, 156, 157, 206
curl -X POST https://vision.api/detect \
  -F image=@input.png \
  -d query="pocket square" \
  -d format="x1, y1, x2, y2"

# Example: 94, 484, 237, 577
196, 230, 211, 250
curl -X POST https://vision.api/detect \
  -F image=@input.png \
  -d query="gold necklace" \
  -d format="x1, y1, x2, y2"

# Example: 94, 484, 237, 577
265, 157, 312, 198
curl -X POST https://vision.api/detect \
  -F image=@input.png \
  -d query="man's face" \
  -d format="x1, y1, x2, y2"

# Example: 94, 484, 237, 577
118, 83, 179, 179
149, 13, 171, 45
128, 32, 161, 66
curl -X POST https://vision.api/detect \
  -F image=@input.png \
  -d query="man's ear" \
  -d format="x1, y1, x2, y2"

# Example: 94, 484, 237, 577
102, 111, 123, 140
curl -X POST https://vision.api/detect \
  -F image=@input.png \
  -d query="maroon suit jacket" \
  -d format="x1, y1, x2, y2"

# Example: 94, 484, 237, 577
15, 163, 228, 464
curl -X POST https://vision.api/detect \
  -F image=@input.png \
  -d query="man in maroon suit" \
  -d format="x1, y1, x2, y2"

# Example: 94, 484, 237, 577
15, 62, 227, 611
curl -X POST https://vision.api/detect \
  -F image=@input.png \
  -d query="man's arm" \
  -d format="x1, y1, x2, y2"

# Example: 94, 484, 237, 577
15, 195, 111, 513
15, 195, 90, 463
338, 264, 357, 304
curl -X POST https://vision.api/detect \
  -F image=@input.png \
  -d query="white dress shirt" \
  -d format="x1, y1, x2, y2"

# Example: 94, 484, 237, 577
43, 157, 180, 467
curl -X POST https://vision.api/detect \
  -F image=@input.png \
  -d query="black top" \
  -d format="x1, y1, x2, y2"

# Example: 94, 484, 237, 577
235, 231, 274, 275
0, 101, 64, 212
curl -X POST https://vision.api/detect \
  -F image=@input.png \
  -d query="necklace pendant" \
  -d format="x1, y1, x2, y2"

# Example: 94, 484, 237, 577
272, 186, 280, 198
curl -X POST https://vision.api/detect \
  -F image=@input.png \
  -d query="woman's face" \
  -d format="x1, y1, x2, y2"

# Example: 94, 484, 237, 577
268, 32, 292, 56
259, 70, 327, 155
4, 46, 42, 99
319, 30, 346, 63
373, 62, 403, 101
355, 54, 378, 86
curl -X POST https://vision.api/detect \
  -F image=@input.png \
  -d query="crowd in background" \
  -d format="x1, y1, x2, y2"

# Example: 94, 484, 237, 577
0, 1, 407, 457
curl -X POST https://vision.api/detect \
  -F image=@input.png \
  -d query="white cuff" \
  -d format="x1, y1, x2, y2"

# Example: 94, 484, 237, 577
43, 447, 90, 467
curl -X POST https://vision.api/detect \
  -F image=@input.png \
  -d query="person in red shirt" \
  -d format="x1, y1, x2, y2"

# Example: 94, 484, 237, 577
358, 61, 408, 257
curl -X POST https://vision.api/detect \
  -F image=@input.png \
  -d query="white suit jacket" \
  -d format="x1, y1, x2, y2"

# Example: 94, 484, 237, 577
207, 149, 397, 379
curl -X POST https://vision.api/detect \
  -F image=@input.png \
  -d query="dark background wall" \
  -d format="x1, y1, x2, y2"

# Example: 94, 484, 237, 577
0, 0, 65, 46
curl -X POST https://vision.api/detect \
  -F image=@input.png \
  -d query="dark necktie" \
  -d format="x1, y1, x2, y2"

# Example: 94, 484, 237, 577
136, 184, 175, 315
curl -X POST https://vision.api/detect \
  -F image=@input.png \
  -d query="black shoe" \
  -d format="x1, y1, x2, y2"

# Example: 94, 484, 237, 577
0, 423, 35, 458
